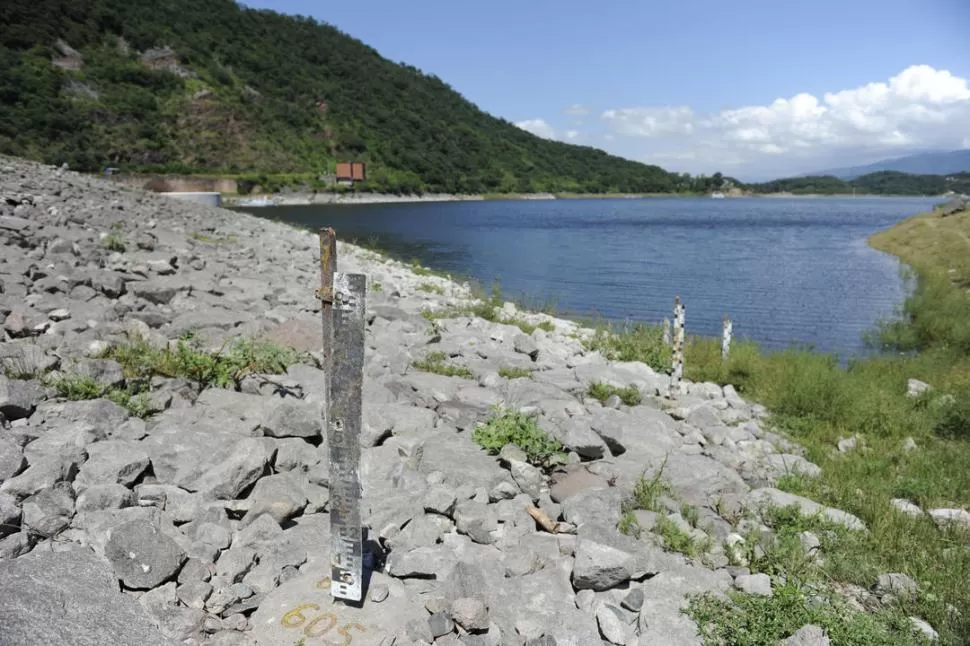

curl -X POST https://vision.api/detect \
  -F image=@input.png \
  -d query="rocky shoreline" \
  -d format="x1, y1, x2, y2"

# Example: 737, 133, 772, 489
1, 155, 869, 645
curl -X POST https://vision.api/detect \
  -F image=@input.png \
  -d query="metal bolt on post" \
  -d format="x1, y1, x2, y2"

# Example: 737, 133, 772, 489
318, 228, 366, 603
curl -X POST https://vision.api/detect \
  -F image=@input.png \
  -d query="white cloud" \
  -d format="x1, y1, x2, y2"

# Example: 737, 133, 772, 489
563, 104, 590, 116
597, 65, 970, 178
514, 118, 556, 140
565, 130, 580, 140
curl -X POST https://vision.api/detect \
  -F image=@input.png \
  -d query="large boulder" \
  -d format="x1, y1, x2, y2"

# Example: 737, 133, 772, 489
0, 546, 178, 645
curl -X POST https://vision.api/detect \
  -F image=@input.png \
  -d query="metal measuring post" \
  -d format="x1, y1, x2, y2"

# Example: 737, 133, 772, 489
669, 296, 685, 398
318, 228, 366, 603
722, 316, 733, 361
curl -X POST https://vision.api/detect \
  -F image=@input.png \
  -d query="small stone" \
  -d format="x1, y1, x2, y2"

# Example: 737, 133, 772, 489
406, 618, 434, 643
735, 573, 772, 597
429, 612, 455, 638
906, 379, 930, 398
891, 498, 923, 517
424, 486, 458, 517
836, 436, 858, 453
572, 539, 634, 591
782, 624, 830, 646
909, 617, 939, 641
595, 604, 628, 645
451, 597, 489, 632
928, 508, 970, 530
873, 572, 918, 598
513, 334, 539, 361
369, 583, 389, 602
48, 308, 71, 321
104, 519, 187, 590
620, 588, 644, 612
799, 531, 821, 556
901, 437, 918, 452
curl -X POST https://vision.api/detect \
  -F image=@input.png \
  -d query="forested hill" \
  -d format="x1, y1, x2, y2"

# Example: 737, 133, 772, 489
0, 0, 699, 195
745, 171, 970, 197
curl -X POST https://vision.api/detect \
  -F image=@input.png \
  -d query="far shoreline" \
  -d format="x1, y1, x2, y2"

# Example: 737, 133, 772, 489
223, 190, 946, 208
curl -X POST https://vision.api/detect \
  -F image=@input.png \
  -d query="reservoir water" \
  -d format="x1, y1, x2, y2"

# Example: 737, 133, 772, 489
241, 196, 937, 357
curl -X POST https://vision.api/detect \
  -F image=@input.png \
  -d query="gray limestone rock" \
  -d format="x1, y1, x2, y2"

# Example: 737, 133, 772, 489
514, 333, 539, 361
424, 485, 458, 517
595, 604, 629, 645
242, 472, 308, 525
735, 572, 773, 597
22, 481, 74, 537
782, 624, 831, 646
139, 581, 207, 641
259, 399, 322, 439
572, 538, 635, 591
76, 439, 150, 487
188, 437, 272, 500
0, 375, 43, 420
76, 483, 135, 512
0, 492, 22, 538
0, 451, 83, 499
747, 488, 866, 531
873, 572, 918, 598
104, 519, 187, 589
0, 434, 26, 481
452, 597, 489, 632
429, 612, 455, 637
0, 546, 178, 645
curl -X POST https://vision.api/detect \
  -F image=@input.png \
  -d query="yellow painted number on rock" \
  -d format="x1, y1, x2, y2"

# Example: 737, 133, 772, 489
304, 612, 337, 638
334, 623, 365, 646
280, 602, 367, 644
281, 603, 320, 628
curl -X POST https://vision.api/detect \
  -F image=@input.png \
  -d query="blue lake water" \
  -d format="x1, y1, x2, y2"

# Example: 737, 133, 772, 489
241, 196, 937, 357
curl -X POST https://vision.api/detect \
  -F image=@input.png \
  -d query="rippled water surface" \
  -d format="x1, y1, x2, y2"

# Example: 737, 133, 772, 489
243, 196, 937, 356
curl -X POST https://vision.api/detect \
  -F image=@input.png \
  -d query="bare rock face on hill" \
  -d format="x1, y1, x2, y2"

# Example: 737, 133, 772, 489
0, 155, 872, 645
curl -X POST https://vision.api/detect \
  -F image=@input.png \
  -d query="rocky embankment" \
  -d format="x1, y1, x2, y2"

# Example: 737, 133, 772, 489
1, 156, 851, 645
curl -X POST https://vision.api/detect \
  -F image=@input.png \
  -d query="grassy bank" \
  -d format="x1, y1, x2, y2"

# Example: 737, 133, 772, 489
587, 205, 970, 644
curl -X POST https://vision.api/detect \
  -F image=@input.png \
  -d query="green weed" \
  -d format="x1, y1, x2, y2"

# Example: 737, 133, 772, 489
417, 282, 444, 295
102, 232, 126, 252
499, 366, 534, 379
587, 382, 642, 406
472, 407, 565, 467
107, 335, 309, 389
411, 351, 474, 379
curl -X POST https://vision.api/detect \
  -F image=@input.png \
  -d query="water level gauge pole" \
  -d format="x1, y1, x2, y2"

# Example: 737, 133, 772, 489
318, 228, 365, 603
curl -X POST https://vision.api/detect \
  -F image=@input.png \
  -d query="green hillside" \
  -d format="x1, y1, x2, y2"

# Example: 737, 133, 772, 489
745, 170, 970, 196
0, 0, 698, 195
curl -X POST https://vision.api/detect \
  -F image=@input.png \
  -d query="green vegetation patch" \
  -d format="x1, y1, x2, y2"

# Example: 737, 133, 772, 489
417, 282, 443, 295
618, 465, 711, 558
107, 334, 309, 390
45, 373, 152, 418
587, 381, 642, 406
102, 232, 126, 252
687, 582, 929, 646
472, 407, 565, 467
410, 351, 474, 379
499, 366, 534, 379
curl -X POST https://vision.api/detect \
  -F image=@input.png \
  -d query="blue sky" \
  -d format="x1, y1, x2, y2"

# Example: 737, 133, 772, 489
246, 0, 970, 180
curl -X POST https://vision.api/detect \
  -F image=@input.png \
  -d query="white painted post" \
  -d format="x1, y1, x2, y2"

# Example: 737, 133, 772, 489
722, 316, 733, 361
662, 318, 671, 346
669, 297, 685, 397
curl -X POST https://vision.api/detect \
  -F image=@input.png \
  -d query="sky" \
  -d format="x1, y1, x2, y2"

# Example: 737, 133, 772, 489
245, 0, 970, 181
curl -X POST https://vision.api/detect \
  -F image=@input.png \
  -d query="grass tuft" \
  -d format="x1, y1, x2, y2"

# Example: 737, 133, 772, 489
587, 381, 642, 406
411, 351, 474, 379
499, 366, 534, 379
472, 407, 565, 467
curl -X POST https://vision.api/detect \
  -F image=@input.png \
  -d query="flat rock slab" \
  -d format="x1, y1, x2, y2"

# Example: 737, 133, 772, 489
0, 546, 177, 646
251, 567, 425, 646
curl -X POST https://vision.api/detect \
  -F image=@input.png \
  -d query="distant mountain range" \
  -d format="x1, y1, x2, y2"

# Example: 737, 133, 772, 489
811, 150, 970, 180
